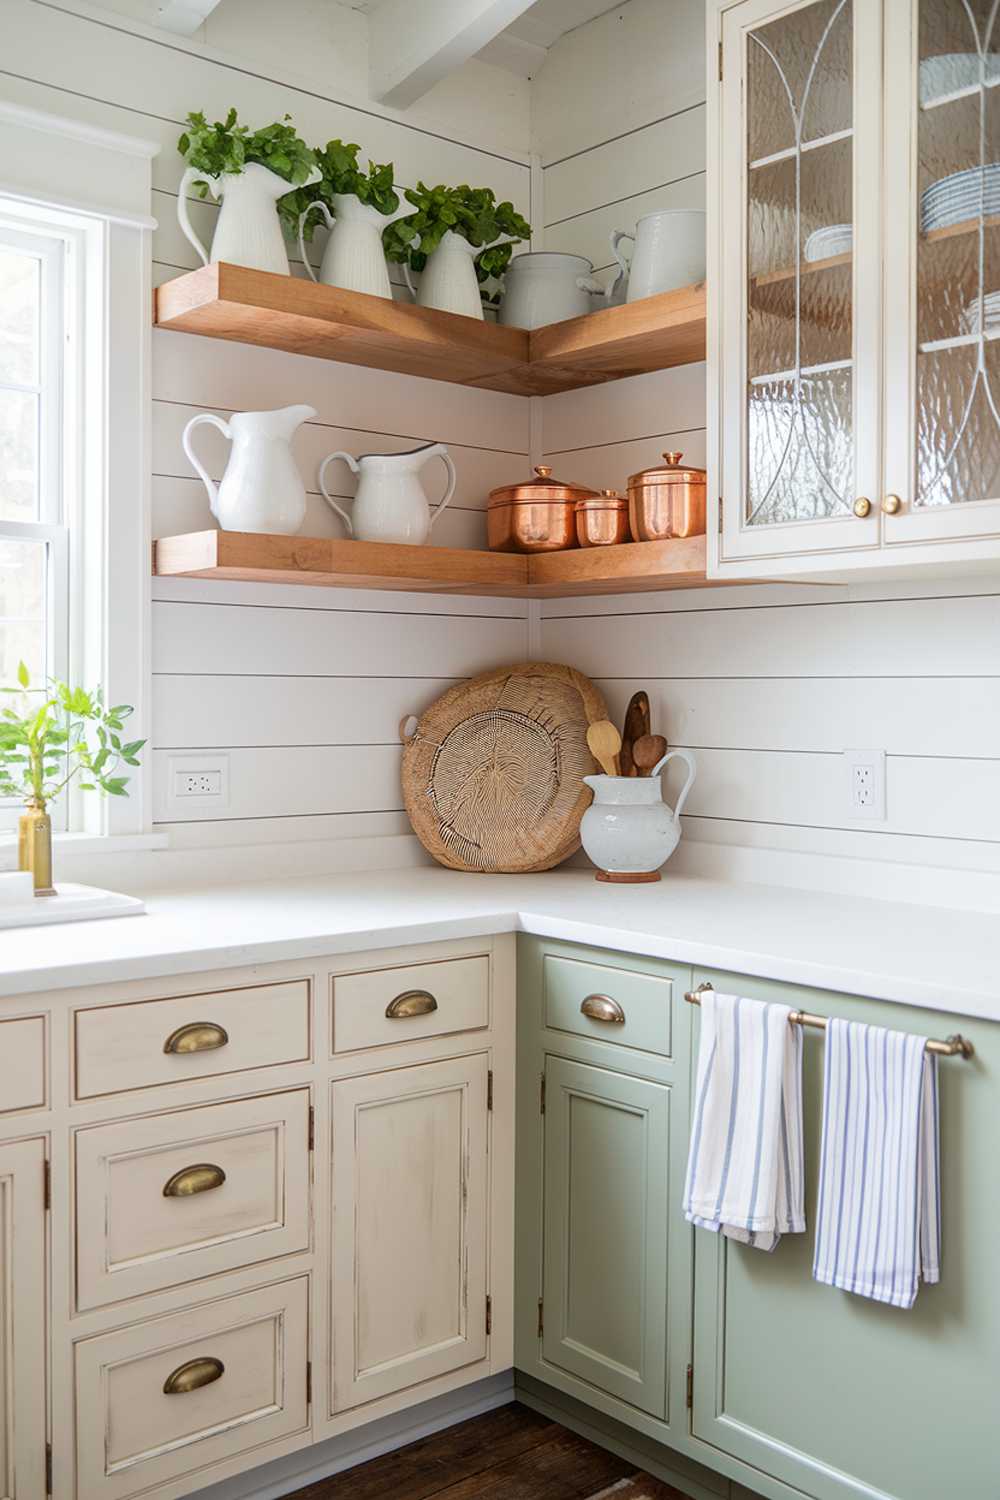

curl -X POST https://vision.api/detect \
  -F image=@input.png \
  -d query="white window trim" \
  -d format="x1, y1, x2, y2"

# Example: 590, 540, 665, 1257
0, 103, 160, 847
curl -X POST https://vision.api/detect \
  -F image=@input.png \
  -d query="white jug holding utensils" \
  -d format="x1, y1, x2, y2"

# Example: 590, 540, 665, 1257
182, 404, 316, 534
319, 443, 457, 545
581, 748, 697, 882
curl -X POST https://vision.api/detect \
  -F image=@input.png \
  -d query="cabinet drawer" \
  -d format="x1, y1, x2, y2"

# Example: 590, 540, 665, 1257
543, 953, 672, 1057
75, 1090, 311, 1310
0, 1015, 46, 1112
75, 1277, 309, 1500
74, 979, 311, 1099
331, 954, 489, 1053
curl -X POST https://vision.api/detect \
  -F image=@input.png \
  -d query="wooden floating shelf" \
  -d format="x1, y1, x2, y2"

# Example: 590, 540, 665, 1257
154, 263, 706, 396
153, 531, 728, 598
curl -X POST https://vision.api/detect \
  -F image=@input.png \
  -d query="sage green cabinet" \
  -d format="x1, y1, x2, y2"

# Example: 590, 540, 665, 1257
691, 968, 998, 1500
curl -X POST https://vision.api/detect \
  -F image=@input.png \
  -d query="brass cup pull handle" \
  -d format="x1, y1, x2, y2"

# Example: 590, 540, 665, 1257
163, 1356, 225, 1395
580, 993, 626, 1024
385, 989, 438, 1020
163, 1163, 227, 1199
163, 1021, 229, 1055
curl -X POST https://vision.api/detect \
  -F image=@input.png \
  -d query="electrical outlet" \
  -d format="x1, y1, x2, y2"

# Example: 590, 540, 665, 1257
844, 749, 886, 821
174, 769, 222, 798
165, 754, 229, 815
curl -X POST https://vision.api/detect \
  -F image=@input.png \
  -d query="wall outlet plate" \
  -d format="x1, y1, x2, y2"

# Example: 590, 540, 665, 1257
164, 754, 230, 816
843, 748, 886, 821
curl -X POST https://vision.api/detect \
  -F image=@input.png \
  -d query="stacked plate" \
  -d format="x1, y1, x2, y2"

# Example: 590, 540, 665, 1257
920, 53, 1000, 106
803, 223, 852, 262
921, 164, 1000, 232
960, 290, 1000, 334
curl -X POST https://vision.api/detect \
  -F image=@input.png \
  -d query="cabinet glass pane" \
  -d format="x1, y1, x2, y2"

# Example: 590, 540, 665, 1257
745, 0, 854, 528
916, 0, 1000, 506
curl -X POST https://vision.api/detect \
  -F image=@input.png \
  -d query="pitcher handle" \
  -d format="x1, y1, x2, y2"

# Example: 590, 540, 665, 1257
181, 413, 231, 523
427, 451, 457, 532
177, 166, 213, 267
651, 747, 697, 821
318, 451, 360, 536
298, 201, 334, 283
610, 228, 635, 282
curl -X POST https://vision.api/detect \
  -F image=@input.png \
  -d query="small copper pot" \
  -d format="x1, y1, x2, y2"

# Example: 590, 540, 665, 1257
487, 465, 597, 552
575, 489, 629, 547
627, 451, 707, 541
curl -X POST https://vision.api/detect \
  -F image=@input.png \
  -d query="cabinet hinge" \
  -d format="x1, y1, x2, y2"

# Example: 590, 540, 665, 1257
718, 40, 723, 81
540, 1072, 546, 1114
486, 1294, 492, 1336
537, 1298, 544, 1337
306, 1360, 312, 1405
43, 1159, 51, 1211
487, 1069, 493, 1111
308, 1105, 315, 1152
718, 497, 724, 533
686, 1363, 694, 1410
45, 1441, 52, 1495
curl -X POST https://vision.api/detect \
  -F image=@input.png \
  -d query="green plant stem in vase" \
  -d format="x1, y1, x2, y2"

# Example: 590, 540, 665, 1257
0, 663, 145, 896
277, 138, 399, 239
382, 182, 531, 304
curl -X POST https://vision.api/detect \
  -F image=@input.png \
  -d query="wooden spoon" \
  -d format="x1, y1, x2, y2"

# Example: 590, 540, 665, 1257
632, 733, 667, 776
587, 719, 622, 777
621, 691, 650, 776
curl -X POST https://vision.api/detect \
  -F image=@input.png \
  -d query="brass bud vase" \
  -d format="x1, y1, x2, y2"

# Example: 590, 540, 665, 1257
18, 799, 55, 896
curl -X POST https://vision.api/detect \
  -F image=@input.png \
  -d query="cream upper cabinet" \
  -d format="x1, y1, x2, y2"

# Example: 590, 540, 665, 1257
0, 1138, 47, 1500
708, 0, 1000, 576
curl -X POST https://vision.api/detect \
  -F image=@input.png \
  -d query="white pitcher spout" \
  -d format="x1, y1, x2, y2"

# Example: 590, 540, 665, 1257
272, 403, 317, 438
244, 161, 321, 200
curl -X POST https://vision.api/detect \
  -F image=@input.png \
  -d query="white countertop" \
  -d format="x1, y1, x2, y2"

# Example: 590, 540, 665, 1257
0, 867, 996, 1023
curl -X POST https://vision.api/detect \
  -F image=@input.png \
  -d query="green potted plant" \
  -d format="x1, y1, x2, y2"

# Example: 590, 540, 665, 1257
175, 108, 320, 275
382, 182, 530, 319
0, 664, 145, 895
278, 139, 403, 299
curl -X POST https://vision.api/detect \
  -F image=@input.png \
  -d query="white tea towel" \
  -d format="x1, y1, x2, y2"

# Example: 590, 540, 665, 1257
813, 1019, 940, 1308
683, 991, 805, 1251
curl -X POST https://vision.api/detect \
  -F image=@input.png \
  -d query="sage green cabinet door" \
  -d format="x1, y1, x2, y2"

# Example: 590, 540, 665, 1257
692, 968, 998, 1500
542, 1055, 670, 1418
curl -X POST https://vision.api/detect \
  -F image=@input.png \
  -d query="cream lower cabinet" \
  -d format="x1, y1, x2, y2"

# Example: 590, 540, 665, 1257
0, 1137, 47, 1500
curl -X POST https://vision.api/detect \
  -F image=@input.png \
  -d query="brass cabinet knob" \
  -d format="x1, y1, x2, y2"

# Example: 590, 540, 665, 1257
580, 993, 626, 1024
163, 1021, 229, 1055
882, 493, 902, 514
853, 497, 872, 518
163, 1162, 227, 1198
385, 989, 438, 1019
163, 1356, 225, 1395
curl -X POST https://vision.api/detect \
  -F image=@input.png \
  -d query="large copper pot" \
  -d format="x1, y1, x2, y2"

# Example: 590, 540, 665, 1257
627, 451, 706, 541
487, 465, 597, 552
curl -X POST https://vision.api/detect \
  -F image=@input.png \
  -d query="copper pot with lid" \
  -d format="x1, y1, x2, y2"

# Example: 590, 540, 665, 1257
487, 464, 597, 552
627, 451, 706, 541
575, 488, 629, 547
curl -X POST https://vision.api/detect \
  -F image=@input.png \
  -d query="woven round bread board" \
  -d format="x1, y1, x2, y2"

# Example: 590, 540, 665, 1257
401, 662, 607, 873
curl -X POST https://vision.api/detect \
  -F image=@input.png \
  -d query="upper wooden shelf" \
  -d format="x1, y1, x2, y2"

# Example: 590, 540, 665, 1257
153, 263, 706, 396
153, 530, 728, 598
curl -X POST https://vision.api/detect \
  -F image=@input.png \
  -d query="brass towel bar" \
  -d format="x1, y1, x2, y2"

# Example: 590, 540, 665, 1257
683, 983, 974, 1059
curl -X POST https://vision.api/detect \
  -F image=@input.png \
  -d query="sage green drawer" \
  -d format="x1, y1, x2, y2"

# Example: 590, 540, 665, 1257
542, 952, 672, 1056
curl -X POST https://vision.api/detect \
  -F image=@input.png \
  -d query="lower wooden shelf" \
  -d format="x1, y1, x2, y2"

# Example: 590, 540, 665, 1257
153, 531, 730, 598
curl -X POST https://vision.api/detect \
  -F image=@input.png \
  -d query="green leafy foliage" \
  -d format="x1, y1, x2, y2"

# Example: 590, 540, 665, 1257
177, 109, 316, 198
0, 665, 145, 809
382, 183, 530, 289
278, 139, 400, 239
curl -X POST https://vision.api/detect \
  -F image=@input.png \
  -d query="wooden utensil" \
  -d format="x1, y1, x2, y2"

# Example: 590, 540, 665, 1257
587, 719, 622, 776
621, 691, 650, 777
632, 733, 667, 775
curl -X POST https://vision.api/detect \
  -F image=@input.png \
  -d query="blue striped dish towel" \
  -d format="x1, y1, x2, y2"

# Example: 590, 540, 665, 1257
683, 991, 805, 1251
813, 1019, 941, 1308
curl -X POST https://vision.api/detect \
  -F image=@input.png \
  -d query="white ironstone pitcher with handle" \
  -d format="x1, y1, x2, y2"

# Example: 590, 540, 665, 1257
297, 193, 410, 299
403, 231, 508, 320
177, 161, 320, 275
580, 748, 697, 882
182, 404, 317, 534
319, 442, 457, 545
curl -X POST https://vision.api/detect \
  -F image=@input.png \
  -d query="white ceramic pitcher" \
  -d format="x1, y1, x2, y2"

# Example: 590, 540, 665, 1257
319, 443, 457, 545
297, 193, 408, 299
403, 231, 497, 320
182, 404, 317, 534
580, 748, 697, 881
178, 161, 321, 275
611, 209, 706, 303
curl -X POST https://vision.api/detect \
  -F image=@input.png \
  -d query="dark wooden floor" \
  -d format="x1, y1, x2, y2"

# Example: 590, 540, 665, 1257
287, 1402, 694, 1499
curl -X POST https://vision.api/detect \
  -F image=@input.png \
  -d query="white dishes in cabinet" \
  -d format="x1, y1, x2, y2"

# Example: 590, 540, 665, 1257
75, 1090, 311, 1309
803, 223, 852, 261
920, 164, 1000, 233
331, 954, 490, 1053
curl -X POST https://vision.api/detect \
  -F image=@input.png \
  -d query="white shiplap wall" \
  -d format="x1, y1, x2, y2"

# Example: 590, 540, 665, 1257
533, 0, 1000, 877
4, 0, 534, 847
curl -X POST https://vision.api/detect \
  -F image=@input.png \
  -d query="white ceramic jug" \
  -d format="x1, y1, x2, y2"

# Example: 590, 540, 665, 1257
319, 442, 457, 545
580, 748, 696, 881
178, 161, 320, 276
611, 209, 706, 303
403, 231, 493, 320
182, 404, 317, 534
498, 252, 604, 329
297, 193, 407, 299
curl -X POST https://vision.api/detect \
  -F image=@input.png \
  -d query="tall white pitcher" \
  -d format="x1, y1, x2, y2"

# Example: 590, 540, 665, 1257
403, 231, 488, 319
297, 193, 408, 299
177, 161, 320, 275
182, 404, 317, 535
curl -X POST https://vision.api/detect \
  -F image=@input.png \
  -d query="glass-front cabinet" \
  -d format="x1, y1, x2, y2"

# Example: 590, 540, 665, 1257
709, 0, 1000, 574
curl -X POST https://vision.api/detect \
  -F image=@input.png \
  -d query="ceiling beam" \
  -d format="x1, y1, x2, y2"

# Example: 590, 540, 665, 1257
368, 0, 538, 108
153, 0, 223, 36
